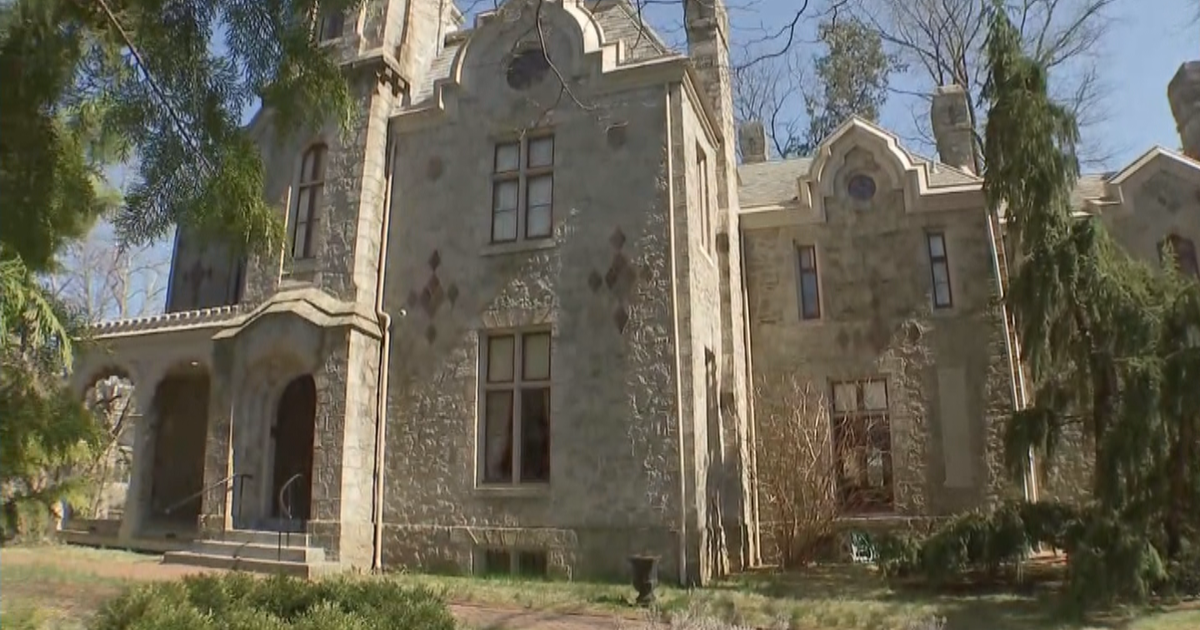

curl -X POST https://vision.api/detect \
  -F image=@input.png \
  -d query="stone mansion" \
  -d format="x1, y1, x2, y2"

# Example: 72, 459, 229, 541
66, 0, 1200, 584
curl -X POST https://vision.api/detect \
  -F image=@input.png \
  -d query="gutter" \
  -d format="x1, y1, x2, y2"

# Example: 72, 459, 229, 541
664, 82, 689, 586
371, 124, 397, 571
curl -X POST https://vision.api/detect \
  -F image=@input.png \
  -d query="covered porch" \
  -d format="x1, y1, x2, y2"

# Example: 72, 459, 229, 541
66, 306, 246, 549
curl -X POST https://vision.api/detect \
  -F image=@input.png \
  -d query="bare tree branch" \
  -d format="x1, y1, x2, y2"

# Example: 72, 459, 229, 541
851, 0, 1116, 169
45, 227, 170, 323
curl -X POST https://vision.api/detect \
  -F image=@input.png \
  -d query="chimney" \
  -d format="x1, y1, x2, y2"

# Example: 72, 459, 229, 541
930, 84, 976, 174
684, 0, 736, 204
739, 121, 768, 164
1169, 61, 1200, 159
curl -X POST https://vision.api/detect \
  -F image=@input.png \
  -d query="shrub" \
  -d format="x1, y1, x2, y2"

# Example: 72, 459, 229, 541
89, 572, 456, 630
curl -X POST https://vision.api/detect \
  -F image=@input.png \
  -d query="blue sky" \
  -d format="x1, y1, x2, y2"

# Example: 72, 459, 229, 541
91, 0, 1197, 318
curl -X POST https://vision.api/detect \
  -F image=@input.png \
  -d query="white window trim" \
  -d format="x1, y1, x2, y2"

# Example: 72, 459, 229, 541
476, 328, 553, 489
489, 135, 555, 246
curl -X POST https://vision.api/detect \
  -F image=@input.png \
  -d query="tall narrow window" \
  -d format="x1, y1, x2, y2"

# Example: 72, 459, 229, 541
290, 144, 327, 260
797, 245, 820, 320
318, 10, 344, 41
491, 136, 554, 243
831, 379, 894, 513
697, 146, 712, 254
481, 331, 552, 485
927, 232, 953, 309
1160, 234, 1199, 279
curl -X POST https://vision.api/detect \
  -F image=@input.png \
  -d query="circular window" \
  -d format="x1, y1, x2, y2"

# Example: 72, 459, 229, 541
506, 48, 550, 90
847, 174, 877, 202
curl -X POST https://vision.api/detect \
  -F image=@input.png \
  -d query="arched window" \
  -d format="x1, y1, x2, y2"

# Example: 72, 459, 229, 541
290, 144, 327, 260
1159, 234, 1199, 279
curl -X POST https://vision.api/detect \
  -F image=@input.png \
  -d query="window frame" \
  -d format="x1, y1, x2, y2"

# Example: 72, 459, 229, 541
829, 378, 894, 514
697, 144, 713, 255
316, 8, 345, 42
478, 548, 549, 577
491, 135, 555, 244
479, 329, 553, 487
796, 244, 821, 321
926, 231, 954, 309
289, 144, 327, 260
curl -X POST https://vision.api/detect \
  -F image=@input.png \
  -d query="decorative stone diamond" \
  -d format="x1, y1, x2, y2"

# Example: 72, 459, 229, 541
613, 305, 629, 333
425, 325, 437, 343
609, 227, 626, 250
587, 270, 603, 292
605, 254, 628, 290
421, 275, 444, 317
428, 250, 441, 271
446, 283, 459, 306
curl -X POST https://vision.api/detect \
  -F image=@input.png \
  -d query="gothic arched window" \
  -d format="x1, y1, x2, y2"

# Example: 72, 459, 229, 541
290, 144, 327, 260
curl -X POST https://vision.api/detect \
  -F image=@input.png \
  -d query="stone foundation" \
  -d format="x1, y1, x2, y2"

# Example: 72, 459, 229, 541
380, 523, 683, 583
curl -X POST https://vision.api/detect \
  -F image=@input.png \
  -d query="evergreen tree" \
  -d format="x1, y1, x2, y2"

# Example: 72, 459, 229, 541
980, 0, 1193, 606
0, 0, 360, 536
797, 18, 902, 155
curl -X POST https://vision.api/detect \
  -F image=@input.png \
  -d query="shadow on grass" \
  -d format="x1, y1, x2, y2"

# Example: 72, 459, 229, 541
707, 563, 1108, 630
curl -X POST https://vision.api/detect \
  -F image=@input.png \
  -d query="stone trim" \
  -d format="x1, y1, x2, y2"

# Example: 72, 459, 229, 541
91, 305, 246, 339
213, 287, 382, 341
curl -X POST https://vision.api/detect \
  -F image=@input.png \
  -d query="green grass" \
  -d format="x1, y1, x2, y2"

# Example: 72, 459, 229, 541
0, 545, 1196, 630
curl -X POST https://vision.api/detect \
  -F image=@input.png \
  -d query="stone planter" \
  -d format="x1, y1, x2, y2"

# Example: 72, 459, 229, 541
628, 554, 660, 606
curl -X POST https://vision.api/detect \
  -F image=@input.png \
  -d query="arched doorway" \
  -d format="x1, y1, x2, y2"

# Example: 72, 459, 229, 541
270, 374, 316, 523
149, 368, 211, 527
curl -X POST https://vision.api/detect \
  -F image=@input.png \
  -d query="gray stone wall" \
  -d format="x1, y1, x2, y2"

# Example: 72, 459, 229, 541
379, 3, 698, 582
742, 149, 1018, 519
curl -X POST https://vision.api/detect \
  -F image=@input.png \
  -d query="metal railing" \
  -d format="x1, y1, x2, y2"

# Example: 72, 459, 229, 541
162, 472, 253, 528
276, 473, 304, 561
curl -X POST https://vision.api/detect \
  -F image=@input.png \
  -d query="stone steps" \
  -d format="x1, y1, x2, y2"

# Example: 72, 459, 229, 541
162, 529, 338, 578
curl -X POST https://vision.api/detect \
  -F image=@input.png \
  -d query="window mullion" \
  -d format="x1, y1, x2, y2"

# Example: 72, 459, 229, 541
512, 335, 523, 485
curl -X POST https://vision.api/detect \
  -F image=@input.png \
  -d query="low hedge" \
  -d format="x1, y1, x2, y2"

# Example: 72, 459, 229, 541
89, 572, 456, 630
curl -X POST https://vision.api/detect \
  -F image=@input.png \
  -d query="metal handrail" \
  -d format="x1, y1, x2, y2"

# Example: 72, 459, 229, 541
277, 473, 304, 561
163, 472, 253, 522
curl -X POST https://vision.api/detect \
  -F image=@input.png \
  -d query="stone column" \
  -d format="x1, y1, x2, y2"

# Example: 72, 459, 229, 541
1169, 61, 1200, 159
117, 375, 157, 543
199, 341, 237, 537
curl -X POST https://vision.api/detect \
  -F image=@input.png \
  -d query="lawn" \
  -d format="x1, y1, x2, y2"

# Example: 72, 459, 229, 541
0, 545, 1196, 630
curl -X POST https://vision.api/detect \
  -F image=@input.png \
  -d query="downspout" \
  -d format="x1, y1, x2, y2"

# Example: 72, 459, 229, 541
371, 124, 396, 571
736, 227, 761, 564
984, 209, 1035, 501
664, 83, 689, 586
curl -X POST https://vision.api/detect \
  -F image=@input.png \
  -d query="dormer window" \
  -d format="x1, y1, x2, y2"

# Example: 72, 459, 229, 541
318, 10, 345, 42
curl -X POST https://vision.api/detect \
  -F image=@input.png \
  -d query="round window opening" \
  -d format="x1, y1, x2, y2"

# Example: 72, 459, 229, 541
847, 174, 877, 202
506, 48, 551, 90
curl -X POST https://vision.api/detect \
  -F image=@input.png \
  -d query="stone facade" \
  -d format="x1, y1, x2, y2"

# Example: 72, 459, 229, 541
68, 0, 1200, 584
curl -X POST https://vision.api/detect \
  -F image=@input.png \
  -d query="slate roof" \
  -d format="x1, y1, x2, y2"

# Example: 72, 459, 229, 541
409, 0, 674, 107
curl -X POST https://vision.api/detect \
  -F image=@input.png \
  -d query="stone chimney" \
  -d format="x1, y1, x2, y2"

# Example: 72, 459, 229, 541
684, 0, 736, 202
1169, 61, 1200, 159
739, 121, 768, 164
930, 84, 976, 174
